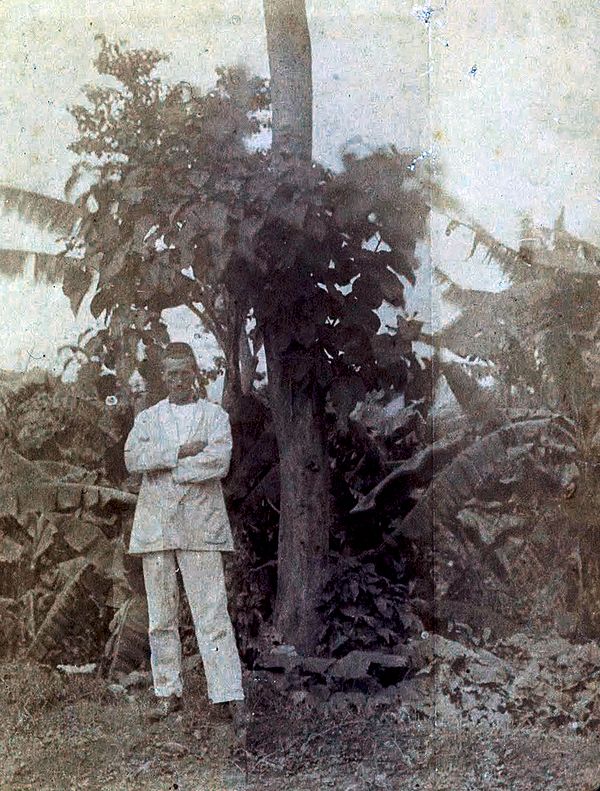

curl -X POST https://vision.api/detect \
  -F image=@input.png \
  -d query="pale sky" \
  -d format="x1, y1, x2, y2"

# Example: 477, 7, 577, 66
0, 0, 597, 372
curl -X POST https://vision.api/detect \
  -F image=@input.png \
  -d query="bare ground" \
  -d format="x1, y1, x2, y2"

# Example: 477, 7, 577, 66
1, 662, 600, 791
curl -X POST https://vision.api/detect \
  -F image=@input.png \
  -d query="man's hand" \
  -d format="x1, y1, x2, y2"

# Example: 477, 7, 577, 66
178, 439, 207, 459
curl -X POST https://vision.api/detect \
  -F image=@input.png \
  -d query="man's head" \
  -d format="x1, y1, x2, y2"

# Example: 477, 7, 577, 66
161, 343, 199, 404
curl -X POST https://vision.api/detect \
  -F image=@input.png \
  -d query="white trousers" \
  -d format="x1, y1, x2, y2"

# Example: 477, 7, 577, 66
142, 550, 244, 703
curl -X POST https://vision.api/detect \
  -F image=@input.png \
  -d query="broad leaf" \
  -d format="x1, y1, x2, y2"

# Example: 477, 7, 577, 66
104, 594, 149, 678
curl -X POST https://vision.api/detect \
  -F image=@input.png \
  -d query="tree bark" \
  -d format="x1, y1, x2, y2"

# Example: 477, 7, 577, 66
261, 0, 330, 652
263, 0, 313, 161
239, 325, 259, 395
264, 328, 331, 651
571, 467, 600, 637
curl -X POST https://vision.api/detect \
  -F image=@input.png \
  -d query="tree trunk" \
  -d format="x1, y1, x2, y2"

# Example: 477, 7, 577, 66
264, 329, 331, 652
221, 336, 242, 419
263, 0, 313, 161
572, 468, 600, 637
580, 520, 600, 636
239, 324, 259, 395
261, 0, 330, 652
221, 301, 249, 475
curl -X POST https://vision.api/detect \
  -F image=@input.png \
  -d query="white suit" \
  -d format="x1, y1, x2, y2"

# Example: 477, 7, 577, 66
124, 397, 243, 703
125, 397, 235, 554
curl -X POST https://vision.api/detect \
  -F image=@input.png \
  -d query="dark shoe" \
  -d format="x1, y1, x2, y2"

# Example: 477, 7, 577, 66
210, 700, 248, 747
147, 695, 183, 722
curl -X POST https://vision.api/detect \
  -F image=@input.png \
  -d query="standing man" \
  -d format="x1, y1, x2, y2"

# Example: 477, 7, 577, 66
124, 342, 245, 729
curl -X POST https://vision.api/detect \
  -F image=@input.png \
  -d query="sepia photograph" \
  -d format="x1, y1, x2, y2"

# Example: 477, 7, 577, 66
0, 1, 599, 788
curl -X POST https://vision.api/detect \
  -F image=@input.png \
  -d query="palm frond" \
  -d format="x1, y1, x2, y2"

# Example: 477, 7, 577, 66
0, 249, 65, 283
0, 186, 81, 236
441, 361, 505, 428
28, 562, 102, 661
382, 415, 567, 552
0, 248, 96, 314
0, 482, 137, 516
430, 184, 600, 278
105, 595, 149, 678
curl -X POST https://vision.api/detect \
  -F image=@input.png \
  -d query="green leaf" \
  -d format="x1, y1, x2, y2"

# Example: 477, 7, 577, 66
379, 267, 406, 307
28, 563, 102, 661
27, 513, 58, 563
62, 259, 96, 314
0, 483, 136, 518
105, 595, 149, 678
328, 374, 367, 430
100, 244, 130, 283
349, 273, 383, 310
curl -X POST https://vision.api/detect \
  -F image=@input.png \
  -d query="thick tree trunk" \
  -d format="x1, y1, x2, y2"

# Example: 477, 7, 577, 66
263, 0, 313, 161
264, 329, 331, 651
262, 0, 329, 651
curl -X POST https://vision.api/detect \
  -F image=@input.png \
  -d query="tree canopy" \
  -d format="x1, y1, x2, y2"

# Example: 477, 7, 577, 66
63, 36, 429, 427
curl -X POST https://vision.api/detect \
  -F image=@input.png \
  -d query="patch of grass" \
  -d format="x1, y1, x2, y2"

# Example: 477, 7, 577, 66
2, 661, 600, 791
0, 661, 111, 710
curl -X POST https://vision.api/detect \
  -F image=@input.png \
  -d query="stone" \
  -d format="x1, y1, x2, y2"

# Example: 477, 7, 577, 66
56, 663, 97, 675
330, 651, 408, 680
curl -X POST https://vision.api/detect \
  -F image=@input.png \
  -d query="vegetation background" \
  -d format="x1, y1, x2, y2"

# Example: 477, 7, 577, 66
0, 1, 599, 789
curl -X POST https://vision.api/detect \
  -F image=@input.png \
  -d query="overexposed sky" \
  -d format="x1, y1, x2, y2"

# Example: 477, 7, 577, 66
1, 0, 596, 241
430, 1, 599, 245
0, 0, 429, 197
0, 0, 597, 371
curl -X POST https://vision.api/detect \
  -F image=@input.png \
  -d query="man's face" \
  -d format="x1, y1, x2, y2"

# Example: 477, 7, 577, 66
162, 357, 197, 404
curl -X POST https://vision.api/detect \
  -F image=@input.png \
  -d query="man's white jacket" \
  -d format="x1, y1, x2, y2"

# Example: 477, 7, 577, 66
124, 398, 234, 554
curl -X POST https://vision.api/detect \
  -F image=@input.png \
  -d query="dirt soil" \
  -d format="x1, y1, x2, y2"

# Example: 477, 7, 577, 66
1, 662, 600, 791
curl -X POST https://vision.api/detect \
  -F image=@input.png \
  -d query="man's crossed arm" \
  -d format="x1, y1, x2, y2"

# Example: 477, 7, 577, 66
124, 408, 231, 484
178, 439, 207, 459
